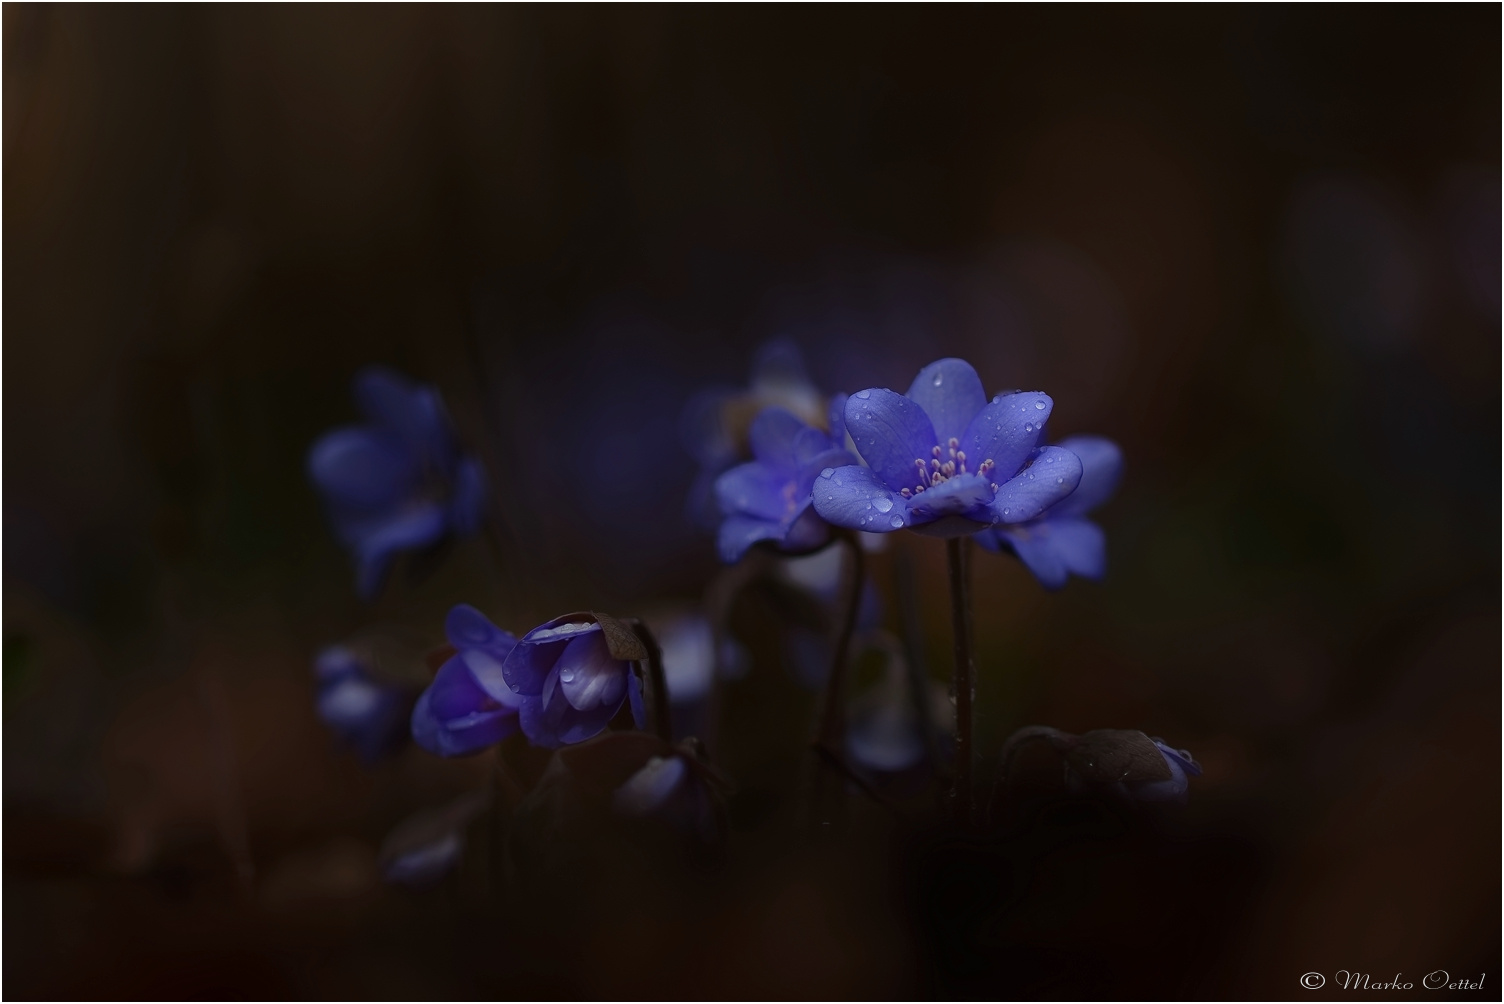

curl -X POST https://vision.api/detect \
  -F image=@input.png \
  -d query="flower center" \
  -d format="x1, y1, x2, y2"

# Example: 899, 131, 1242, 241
898, 438, 997, 499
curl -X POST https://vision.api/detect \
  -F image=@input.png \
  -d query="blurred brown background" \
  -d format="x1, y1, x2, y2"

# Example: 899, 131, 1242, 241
4, 5, 1498, 999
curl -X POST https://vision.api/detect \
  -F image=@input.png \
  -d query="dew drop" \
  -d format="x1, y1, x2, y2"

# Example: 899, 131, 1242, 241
933, 373, 943, 387
890, 515, 905, 528
854, 389, 872, 399
1034, 399, 1047, 410
820, 467, 835, 479
865, 502, 872, 510
873, 497, 893, 513
1056, 477, 1064, 484
560, 668, 576, 683
1003, 508, 1010, 515
1025, 423, 1033, 433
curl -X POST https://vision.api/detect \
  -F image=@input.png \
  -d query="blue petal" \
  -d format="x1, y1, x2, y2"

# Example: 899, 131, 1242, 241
991, 446, 1083, 524
353, 503, 449, 599
518, 666, 623, 748
906, 358, 988, 446
503, 618, 601, 696
961, 392, 1053, 483
556, 634, 628, 712
1050, 435, 1122, 518
906, 473, 994, 520
747, 407, 806, 470
715, 461, 798, 522
412, 659, 518, 757
445, 603, 515, 652
354, 367, 454, 465
792, 426, 836, 467
308, 428, 416, 510
315, 645, 362, 683
843, 389, 938, 492
810, 465, 911, 533
717, 515, 783, 563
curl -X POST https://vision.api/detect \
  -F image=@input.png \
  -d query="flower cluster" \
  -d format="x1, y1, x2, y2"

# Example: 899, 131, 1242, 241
411, 605, 644, 755
314, 645, 417, 761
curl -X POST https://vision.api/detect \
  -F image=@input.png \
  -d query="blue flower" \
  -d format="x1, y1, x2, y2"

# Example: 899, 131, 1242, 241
682, 339, 829, 529
307, 367, 487, 600
811, 358, 1084, 538
713, 399, 857, 563
410, 604, 524, 757
976, 435, 1123, 589
502, 614, 646, 749
314, 646, 417, 762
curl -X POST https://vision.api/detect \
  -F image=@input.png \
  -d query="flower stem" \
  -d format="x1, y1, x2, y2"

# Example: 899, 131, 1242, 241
810, 530, 865, 826
946, 535, 975, 828
814, 530, 865, 763
630, 620, 673, 744
894, 543, 942, 774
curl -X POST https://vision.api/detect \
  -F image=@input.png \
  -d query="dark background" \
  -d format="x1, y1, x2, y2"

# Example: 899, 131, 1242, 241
4, 5, 1498, 999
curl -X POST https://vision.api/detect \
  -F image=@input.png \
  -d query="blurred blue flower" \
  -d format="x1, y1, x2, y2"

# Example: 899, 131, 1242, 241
682, 339, 829, 529
503, 614, 646, 749
812, 358, 1083, 538
379, 789, 489, 888
307, 367, 486, 600
713, 400, 857, 563
314, 646, 416, 762
410, 604, 524, 757
976, 435, 1122, 589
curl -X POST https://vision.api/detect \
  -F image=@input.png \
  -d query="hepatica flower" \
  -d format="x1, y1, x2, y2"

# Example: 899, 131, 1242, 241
502, 614, 646, 749
315, 646, 416, 761
713, 399, 856, 563
682, 339, 829, 529
811, 358, 1083, 538
411, 604, 524, 757
308, 366, 486, 600
976, 435, 1123, 589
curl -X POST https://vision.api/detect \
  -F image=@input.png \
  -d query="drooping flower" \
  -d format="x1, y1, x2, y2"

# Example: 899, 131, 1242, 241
410, 604, 524, 758
713, 399, 857, 563
612, 747, 726, 843
682, 339, 829, 529
811, 358, 1084, 538
994, 726, 1202, 809
502, 614, 646, 749
314, 645, 417, 762
1126, 739, 1203, 804
307, 366, 486, 600
378, 789, 490, 888
976, 435, 1123, 589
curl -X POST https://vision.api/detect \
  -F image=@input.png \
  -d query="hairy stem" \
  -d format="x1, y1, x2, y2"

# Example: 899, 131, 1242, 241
810, 531, 865, 826
946, 536, 975, 827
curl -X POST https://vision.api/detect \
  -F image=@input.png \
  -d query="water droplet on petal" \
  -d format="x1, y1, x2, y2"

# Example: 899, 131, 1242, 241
1056, 477, 1064, 484
820, 468, 834, 479
890, 515, 905, 528
854, 389, 872, 399
865, 502, 872, 509
933, 373, 943, 386
560, 668, 576, 683
873, 498, 893, 513
1034, 399, 1047, 410
1025, 423, 1033, 432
